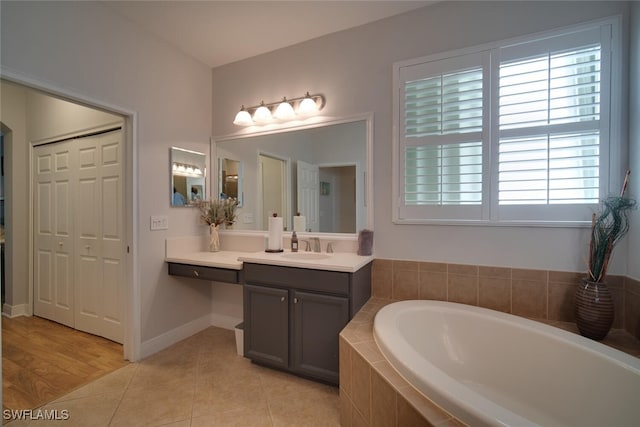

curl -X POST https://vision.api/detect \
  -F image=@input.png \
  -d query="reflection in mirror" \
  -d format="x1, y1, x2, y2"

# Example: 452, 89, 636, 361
218, 158, 243, 207
214, 118, 371, 234
171, 147, 207, 207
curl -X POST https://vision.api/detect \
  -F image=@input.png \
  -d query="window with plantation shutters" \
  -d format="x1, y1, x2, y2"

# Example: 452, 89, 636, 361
393, 20, 619, 225
397, 51, 489, 221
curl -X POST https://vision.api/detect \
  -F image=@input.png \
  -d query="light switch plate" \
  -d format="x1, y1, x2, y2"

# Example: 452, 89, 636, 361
150, 215, 168, 230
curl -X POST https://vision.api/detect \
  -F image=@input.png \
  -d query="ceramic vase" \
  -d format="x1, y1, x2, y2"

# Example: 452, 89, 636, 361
575, 279, 614, 340
209, 224, 220, 252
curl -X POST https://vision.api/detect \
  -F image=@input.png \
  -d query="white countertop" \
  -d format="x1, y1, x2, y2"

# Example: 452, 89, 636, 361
238, 250, 374, 273
165, 250, 373, 273
165, 250, 246, 270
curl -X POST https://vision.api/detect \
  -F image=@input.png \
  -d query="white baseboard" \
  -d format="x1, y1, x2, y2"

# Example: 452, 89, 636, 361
210, 313, 242, 330
140, 314, 211, 359
2, 303, 29, 318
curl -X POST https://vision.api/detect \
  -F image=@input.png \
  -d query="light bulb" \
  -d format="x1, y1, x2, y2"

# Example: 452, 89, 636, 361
253, 102, 272, 123
298, 93, 319, 115
233, 106, 253, 126
274, 98, 295, 120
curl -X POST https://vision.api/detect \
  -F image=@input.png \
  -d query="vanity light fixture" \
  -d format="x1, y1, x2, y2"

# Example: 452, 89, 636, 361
233, 92, 325, 126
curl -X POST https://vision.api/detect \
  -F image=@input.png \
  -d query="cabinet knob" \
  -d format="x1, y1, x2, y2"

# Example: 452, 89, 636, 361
193, 270, 199, 277
294, 297, 299, 304
280, 296, 285, 302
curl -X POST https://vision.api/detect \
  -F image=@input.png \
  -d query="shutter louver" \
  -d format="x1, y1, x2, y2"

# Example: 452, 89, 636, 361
498, 45, 601, 205
404, 67, 484, 206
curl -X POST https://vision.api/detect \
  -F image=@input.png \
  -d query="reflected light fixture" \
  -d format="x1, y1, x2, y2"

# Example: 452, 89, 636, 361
232, 93, 325, 126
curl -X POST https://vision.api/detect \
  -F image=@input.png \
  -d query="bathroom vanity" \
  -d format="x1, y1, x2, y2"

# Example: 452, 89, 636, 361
166, 238, 372, 386
240, 255, 371, 385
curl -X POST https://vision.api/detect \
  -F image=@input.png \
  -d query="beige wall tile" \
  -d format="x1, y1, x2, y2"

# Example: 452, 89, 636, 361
548, 270, 583, 284
512, 268, 547, 282
606, 274, 625, 289
512, 280, 547, 320
397, 393, 431, 427
420, 262, 447, 273
479, 266, 511, 279
478, 277, 511, 313
448, 263, 478, 276
398, 386, 451, 425
394, 260, 420, 271
352, 405, 369, 427
340, 336, 352, 397
626, 277, 640, 296
548, 281, 576, 322
372, 361, 409, 390
351, 350, 371, 424
371, 370, 397, 427
393, 270, 420, 300
625, 288, 640, 339
610, 286, 625, 329
340, 391, 353, 427
372, 263, 393, 299
447, 274, 478, 306
420, 271, 447, 301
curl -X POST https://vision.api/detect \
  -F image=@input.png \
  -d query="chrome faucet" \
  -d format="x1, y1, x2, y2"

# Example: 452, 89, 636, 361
309, 237, 321, 253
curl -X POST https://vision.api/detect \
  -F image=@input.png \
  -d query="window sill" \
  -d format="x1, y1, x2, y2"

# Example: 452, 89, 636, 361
392, 218, 592, 228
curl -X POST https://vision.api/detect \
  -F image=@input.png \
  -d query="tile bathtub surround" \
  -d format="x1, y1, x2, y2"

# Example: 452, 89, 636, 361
373, 259, 640, 341
339, 298, 465, 427
339, 297, 640, 427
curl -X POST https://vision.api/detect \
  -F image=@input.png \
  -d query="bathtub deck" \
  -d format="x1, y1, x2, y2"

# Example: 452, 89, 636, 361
339, 298, 640, 427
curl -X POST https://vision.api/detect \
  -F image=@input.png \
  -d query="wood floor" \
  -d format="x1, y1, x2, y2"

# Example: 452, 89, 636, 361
2, 315, 128, 412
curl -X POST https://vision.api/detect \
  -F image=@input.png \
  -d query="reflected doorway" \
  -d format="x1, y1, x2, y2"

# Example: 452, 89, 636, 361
319, 165, 356, 233
258, 153, 289, 230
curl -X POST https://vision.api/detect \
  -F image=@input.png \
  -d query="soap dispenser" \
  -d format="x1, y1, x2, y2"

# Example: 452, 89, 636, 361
291, 231, 299, 252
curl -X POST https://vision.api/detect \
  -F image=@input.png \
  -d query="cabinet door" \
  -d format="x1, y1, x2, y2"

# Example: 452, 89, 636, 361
292, 290, 349, 384
244, 284, 289, 369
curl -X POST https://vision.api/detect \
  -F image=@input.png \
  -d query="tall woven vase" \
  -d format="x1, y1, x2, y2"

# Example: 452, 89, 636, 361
575, 279, 614, 340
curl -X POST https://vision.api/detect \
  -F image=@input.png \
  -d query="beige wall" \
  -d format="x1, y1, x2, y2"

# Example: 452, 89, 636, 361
0, 81, 123, 313
0, 83, 29, 310
212, 1, 633, 275
1, 1, 213, 355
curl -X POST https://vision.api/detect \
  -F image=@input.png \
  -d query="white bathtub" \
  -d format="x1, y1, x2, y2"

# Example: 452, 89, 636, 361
373, 300, 640, 427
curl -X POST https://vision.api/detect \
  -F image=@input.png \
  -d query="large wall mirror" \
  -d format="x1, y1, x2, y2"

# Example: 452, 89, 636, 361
171, 147, 207, 207
213, 116, 372, 234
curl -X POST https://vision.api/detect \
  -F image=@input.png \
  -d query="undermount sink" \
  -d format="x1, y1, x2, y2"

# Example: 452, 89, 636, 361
281, 252, 332, 260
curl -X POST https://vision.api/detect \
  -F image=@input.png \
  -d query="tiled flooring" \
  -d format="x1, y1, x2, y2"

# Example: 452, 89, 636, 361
6, 327, 340, 427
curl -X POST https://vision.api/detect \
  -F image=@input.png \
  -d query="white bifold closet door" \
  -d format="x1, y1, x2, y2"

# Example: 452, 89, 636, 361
33, 129, 124, 343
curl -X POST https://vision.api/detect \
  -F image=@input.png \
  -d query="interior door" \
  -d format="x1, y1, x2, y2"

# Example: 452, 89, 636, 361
33, 141, 75, 328
33, 129, 124, 343
297, 160, 319, 232
75, 130, 124, 343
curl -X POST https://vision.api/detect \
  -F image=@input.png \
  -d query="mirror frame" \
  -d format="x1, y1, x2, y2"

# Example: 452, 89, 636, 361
211, 114, 374, 235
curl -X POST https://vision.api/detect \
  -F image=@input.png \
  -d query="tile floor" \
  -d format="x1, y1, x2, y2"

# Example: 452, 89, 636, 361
5, 327, 340, 427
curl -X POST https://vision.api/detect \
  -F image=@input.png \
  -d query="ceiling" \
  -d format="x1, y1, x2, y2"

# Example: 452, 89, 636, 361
102, 1, 434, 68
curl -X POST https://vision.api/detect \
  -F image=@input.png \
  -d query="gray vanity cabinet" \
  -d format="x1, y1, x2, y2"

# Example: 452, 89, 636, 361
243, 261, 371, 385
292, 290, 349, 384
243, 284, 289, 369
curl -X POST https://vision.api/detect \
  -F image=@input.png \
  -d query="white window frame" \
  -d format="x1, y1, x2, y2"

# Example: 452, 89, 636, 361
392, 17, 623, 227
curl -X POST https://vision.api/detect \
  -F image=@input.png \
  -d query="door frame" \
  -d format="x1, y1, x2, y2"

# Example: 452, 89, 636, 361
2, 68, 139, 362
